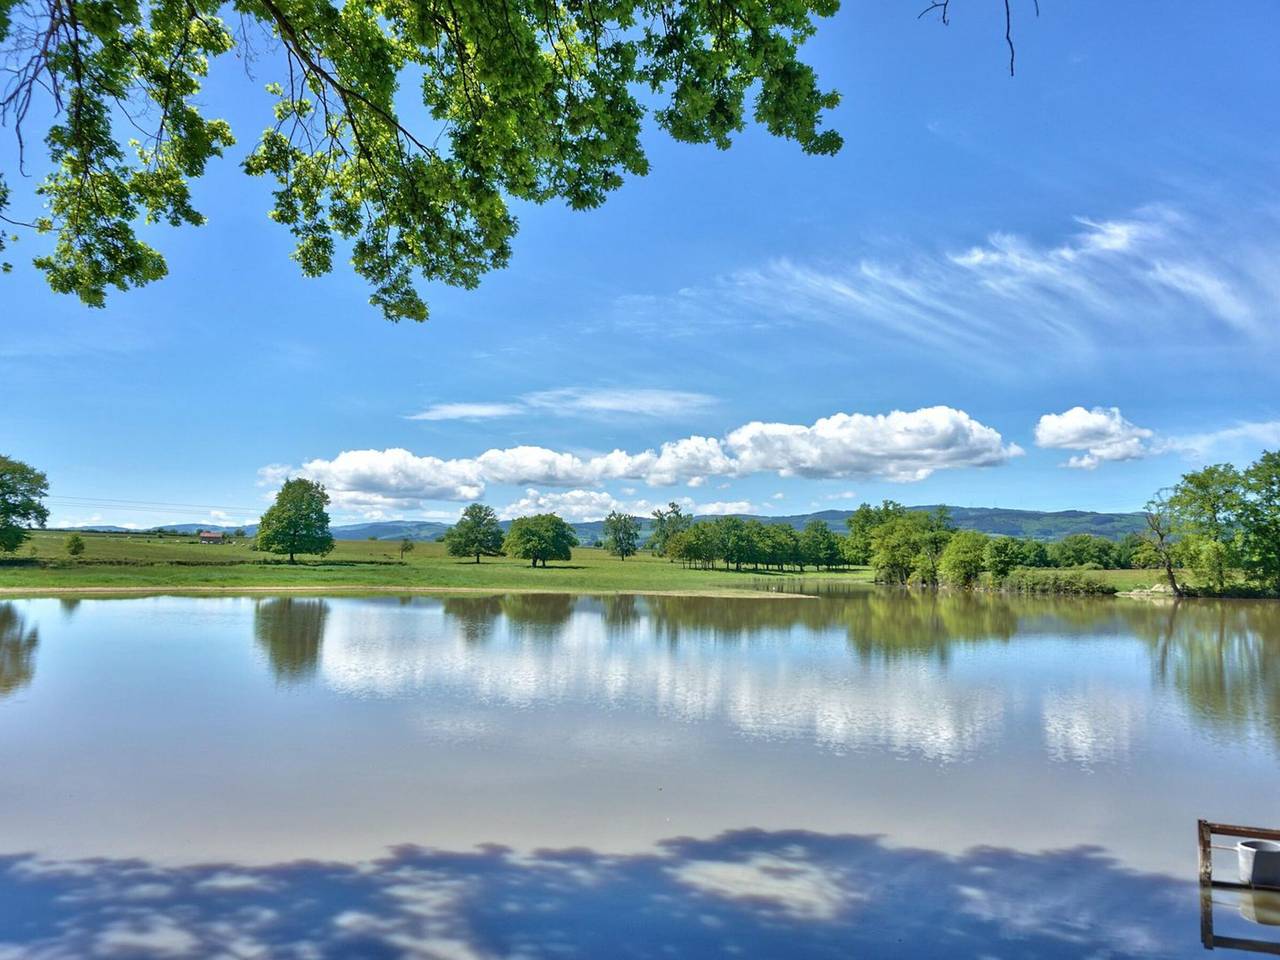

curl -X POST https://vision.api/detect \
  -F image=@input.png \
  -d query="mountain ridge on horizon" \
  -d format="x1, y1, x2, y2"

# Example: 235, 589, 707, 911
54, 504, 1147, 543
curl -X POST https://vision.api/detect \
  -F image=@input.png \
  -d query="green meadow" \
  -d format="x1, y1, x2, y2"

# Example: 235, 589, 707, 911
0, 529, 1180, 595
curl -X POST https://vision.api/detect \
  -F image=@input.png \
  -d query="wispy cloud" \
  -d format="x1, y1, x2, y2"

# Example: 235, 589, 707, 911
612, 205, 1280, 366
408, 387, 716, 422
407, 402, 525, 422
1164, 419, 1280, 461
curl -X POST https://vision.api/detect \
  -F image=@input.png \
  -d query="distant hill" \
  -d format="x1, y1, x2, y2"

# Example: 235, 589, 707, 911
52, 505, 1147, 543
531, 505, 1146, 543
330, 520, 453, 541
911, 505, 1146, 540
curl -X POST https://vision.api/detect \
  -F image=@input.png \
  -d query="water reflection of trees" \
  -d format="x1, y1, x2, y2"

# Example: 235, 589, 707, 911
441, 597, 504, 645
1128, 600, 1280, 746
253, 598, 330, 682
435, 591, 1132, 651
0, 603, 38, 697
430, 591, 1280, 746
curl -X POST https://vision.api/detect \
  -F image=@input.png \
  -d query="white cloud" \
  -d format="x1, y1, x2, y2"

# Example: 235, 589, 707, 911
498, 489, 626, 522
273, 405, 1021, 511
256, 464, 292, 487
1033, 406, 1280, 471
612, 205, 1280, 365
1034, 406, 1154, 470
495, 490, 759, 522
300, 448, 485, 503
407, 387, 716, 422
771, 492, 785, 500
497, 489, 685, 522
726, 406, 1021, 482
695, 500, 757, 516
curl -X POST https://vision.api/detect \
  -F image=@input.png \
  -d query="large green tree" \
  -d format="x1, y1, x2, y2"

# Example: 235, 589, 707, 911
1169, 463, 1244, 593
444, 503, 505, 562
503, 513, 577, 567
648, 501, 691, 558
939, 530, 988, 588
0, 0, 850, 321
1140, 490, 1184, 597
1240, 451, 1280, 593
983, 536, 1022, 580
1050, 533, 1117, 569
869, 515, 923, 586
0, 455, 49, 553
256, 477, 335, 563
602, 511, 640, 560
799, 518, 841, 570
844, 500, 905, 565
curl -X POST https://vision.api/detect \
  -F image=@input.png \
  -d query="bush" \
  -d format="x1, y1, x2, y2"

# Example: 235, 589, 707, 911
999, 568, 1116, 596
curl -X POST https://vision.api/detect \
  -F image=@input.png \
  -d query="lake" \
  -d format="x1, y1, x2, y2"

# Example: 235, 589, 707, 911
2, 591, 1279, 958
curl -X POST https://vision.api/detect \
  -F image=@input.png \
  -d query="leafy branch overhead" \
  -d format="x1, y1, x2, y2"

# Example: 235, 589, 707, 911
0, 0, 850, 320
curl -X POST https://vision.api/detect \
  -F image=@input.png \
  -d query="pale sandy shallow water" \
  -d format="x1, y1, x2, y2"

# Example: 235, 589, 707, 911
1, 591, 1278, 958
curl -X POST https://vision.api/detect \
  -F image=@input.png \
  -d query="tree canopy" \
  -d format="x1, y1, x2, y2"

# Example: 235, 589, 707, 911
0, 0, 851, 320
256, 477, 335, 562
503, 513, 577, 567
602, 511, 639, 560
1241, 452, 1280, 594
444, 502, 505, 563
648, 501, 691, 558
0, 454, 49, 553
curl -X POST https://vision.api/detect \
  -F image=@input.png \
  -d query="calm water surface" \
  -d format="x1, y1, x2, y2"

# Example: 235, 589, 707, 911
1, 591, 1279, 958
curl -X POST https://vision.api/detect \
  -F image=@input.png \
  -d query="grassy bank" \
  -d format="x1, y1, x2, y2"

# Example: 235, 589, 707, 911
0, 530, 875, 594
0, 530, 1192, 596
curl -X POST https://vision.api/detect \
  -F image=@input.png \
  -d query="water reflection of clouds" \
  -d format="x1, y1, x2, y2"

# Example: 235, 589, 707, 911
1042, 689, 1144, 767
671, 851, 859, 920
0, 830, 1200, 959
320, 603, 1005, 762
248, 591, 1280, 761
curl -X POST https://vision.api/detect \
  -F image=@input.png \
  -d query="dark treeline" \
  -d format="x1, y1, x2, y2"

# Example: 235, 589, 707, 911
644, 450, 1280, 597
648, 504, 845, 572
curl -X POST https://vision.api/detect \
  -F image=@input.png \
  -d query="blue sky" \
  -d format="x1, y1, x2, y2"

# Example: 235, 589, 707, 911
3, 1, 1279, 528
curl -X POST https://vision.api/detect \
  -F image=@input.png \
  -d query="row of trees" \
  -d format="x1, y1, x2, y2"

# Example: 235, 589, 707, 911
442, 503, 581, 567
664, 516, 846, 572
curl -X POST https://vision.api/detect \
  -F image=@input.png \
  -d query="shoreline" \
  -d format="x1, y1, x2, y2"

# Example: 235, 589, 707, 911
0, 584, 819, 600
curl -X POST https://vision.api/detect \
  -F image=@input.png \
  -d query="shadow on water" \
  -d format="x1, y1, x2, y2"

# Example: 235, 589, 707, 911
0, 602, 38, 698
253, 598, 330, 683
0, 828, 1206, 959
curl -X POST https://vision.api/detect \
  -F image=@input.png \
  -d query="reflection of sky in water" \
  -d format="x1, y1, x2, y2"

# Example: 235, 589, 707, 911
319, 601, 1008, 763
1, 592, 1279, 954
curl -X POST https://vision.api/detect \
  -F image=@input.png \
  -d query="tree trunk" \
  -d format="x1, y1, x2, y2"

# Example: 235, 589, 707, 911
289, 551, 295, 564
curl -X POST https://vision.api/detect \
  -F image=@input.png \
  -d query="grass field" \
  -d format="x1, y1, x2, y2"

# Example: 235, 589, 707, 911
0, 530, 877, 594
0, 530, 1181, 595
